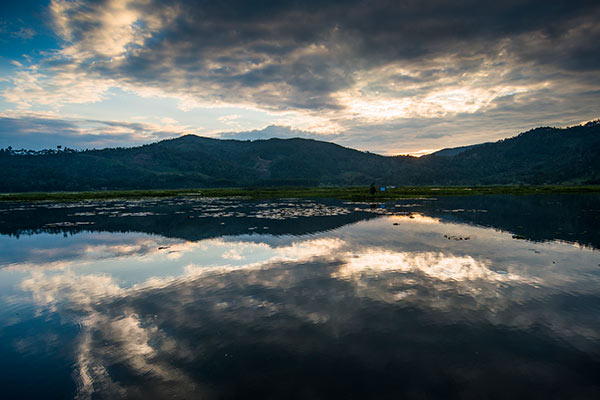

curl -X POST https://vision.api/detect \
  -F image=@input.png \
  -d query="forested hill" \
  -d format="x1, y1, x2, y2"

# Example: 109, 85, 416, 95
0, 136, 404, 191
1, 121, 599, 192
418, 120, 600, 185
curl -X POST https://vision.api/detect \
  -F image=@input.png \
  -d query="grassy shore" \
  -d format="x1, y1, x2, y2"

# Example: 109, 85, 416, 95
1, 185, 600, 202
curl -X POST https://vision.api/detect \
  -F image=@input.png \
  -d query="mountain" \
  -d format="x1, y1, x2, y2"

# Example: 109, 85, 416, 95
0, 136, 406, 191
0, 121, 599, 192
431, 144, 483, 157
421, 121, 600, 185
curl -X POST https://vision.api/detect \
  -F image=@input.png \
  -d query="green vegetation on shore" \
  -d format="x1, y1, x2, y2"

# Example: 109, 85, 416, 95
2, 185, 599, 202
2, 122, 599, 192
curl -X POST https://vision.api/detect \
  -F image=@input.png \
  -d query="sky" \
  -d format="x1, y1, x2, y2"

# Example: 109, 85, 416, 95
0, 0, 599, 155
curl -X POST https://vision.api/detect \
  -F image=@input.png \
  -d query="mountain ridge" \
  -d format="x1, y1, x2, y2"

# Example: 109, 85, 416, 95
1, 121, 598, 191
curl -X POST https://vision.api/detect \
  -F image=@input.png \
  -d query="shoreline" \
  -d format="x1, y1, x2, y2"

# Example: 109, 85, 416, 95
1, 185, 600, 202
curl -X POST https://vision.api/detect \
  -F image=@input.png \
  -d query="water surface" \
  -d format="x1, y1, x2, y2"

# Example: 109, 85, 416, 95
1, 195, 599, 399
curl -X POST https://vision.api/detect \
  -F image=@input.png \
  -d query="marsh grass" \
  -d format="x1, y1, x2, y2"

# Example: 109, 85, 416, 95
1, 185, 599, 202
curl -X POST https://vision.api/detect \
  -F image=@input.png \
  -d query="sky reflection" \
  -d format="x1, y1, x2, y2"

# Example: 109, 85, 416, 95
1, 197, 599, 398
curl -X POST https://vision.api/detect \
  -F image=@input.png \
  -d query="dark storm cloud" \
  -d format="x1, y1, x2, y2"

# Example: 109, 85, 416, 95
3, 0, 599, 152
133, 0, 598, 67
53, 0, 600, 111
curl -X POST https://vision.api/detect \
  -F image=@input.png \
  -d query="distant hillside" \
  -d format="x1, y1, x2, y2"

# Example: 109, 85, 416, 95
0, 121, 598, 191
0, 136, 409, 191
420, 121, 600, 185
431, 144, 483, 157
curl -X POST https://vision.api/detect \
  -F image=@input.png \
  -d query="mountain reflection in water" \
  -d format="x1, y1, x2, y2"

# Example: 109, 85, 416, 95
0, 195, 599, 399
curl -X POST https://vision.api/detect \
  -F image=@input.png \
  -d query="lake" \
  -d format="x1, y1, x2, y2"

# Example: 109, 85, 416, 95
1, 195, 599, 399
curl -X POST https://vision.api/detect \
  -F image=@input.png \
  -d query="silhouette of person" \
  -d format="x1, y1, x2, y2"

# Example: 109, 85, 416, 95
370, 183, 376, 196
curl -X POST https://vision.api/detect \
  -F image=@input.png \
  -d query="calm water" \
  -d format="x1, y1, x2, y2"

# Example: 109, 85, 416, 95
0, 195, 599, 399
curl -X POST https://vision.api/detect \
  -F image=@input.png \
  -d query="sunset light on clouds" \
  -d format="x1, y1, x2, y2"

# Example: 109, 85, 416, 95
1, 0, 599, 155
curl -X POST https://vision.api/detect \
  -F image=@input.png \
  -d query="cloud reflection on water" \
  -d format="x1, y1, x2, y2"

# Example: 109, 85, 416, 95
5, 211, 600, 398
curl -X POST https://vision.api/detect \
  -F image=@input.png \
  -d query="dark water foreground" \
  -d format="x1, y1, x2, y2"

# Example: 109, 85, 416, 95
0, 195, 599, 399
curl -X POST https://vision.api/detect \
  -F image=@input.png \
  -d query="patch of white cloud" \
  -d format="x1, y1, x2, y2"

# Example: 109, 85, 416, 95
3, 66, 114, 109
50, 0, 176, 61
1, 0, 599, 152
332, 250, 532, 283
332, 58, 550, 123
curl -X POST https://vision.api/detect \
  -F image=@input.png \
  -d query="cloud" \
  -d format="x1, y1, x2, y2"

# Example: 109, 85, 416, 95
2, 0, 600, 152
0, 113, 344, 150
332, 250, 532, 283
15, 211, 600, 397
10, 26, 36, 40
0, 112, 195, 149
48, 0, 598, 105
218, 125, 342, 141
0, 19, 36, 41
3, 66, 114, 109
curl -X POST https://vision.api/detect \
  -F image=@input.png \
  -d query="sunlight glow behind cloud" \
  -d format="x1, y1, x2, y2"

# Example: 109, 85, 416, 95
1, 0, 599, 152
